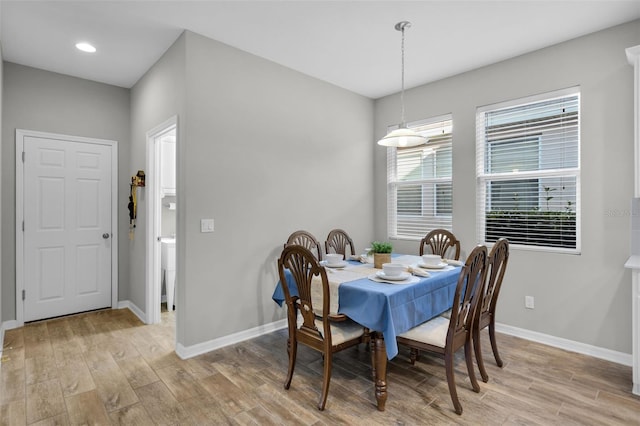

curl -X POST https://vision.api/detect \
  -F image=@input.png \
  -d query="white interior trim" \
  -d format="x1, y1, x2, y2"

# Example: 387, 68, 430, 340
117, 300, 146, 324
626, 44, 640, 396
175, 319, 287, 360
145, 116, 178, 325
172, 318, 631, 366
496, 322, 632, 367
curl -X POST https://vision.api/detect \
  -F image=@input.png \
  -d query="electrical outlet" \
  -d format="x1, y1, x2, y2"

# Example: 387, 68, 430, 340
525, 296, 535, 309
200, 219, 214, 233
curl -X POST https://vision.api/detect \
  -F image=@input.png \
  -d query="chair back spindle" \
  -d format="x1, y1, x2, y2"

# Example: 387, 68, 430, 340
420, 229, 461, 260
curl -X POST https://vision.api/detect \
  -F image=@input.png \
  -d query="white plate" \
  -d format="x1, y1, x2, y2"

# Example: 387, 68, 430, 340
321, 260, 347, 268
376, 271, 410, 281
418, 262, 448, 269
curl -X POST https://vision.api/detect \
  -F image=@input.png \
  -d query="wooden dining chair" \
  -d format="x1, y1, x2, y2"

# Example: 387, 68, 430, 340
473, 238, 510, 382
419, 228, 461, 260
325, 229, 355, 257
277, 244, 367, 410
396, 245, 488, 415
284, 230, 323, 260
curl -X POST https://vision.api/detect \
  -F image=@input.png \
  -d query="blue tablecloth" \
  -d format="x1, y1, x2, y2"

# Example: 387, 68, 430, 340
272, 259, 460, 359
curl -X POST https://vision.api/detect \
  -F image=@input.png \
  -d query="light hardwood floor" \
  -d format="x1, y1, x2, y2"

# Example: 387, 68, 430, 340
1, 307, 639, 425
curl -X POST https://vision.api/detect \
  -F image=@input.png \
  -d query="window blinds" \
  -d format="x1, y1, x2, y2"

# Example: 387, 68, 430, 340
388, 115, 453, 240
476, 88, 580, 252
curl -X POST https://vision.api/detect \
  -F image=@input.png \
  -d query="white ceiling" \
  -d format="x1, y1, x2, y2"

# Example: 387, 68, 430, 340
2, 0, 639, 99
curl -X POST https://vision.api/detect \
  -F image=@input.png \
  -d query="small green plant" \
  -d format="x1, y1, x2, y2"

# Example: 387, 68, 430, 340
543, 185, 556, 210
370, 241, 393, 254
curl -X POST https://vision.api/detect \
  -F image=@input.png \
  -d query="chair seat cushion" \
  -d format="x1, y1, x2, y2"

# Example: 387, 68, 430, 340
397, 316, 449, 348
297, 314, 364, 346
319, 319, 365, 345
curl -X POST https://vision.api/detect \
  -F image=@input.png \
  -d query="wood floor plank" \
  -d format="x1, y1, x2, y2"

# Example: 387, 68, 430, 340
154, 364, 208, 401
596, 388, 640, 418
2, 328, 25, 350
198, 372, 260, 417
45, 318, 74, 341
65, 390, 111, 425
23, 323, 53, 361
1, 308, 638, 425
105, 336, 141, 362
181, 354, 221, 380
25, 355, 58, 385
0, 345, 26, 373
107, 402, 155, 426
28, 413, 70, 426
250, 383, 322, 426
115, 356, 159, 389
25, 379, 66, 424
23, 338, 53, 360
51, 336, 85, 367
480, 389, 573, 426
57, 356, 96, 397
232, 404, 281, 426
83, 345, 119, 372
0, 399, 26, 425
1, 367, 26, 405
134, 380, 192, 425
90, 365, 140, 412
179, 395, 234, 425
130, 334, 180, 371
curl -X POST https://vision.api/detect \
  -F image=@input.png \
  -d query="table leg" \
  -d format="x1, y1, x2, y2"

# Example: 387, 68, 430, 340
372, 332, 387, 411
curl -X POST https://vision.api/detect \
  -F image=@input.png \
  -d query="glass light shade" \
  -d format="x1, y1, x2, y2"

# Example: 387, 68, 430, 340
75, 42, 96, 53
377, 127, 427, 148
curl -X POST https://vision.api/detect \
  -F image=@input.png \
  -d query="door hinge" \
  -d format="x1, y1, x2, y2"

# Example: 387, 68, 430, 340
22, 151, 25, 163
22, 290, 25, 301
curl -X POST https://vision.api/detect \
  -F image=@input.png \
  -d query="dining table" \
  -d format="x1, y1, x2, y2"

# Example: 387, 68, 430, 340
272, 253, 462, 411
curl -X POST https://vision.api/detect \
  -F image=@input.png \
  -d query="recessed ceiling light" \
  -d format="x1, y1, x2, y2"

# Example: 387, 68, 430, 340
75, 42, 96, 53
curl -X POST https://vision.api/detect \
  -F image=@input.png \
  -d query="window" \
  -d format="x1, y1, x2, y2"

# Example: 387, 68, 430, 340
476, 88, 580, 252
387, 115, 453, 240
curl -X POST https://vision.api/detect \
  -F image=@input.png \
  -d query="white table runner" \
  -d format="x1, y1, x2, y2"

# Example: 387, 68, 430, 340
311, 263, 377, 315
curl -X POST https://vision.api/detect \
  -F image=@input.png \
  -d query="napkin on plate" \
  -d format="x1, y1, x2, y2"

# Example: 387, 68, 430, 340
445, 259, 464, 266
408, 266, 430, 278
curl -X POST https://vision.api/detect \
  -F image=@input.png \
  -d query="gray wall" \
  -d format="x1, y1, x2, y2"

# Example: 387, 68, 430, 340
129, 34, 186, 313
374, 20, 640, 354
1, 63, 131, 320
175, 31, 373, 346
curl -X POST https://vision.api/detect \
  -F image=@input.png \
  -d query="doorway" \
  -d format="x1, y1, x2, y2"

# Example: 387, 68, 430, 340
15, 129, 118, 324
145, 117, 177, 325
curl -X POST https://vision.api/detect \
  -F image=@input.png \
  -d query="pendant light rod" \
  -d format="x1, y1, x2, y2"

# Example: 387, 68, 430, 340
377, 20, 427, 148
396, 21, 410, 126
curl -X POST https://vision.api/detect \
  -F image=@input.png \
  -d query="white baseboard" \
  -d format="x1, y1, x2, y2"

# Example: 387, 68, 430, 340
496, 323, 632, 367
175, 319, 288, 360
1, 319, 20, 331
0, 320, 21, 358
117, 300, 147, 324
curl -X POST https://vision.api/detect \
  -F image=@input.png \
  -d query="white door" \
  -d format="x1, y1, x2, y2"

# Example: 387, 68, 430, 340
22, 135, 113, 322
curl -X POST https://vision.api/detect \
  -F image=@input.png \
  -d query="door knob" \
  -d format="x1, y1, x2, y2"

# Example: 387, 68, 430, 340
102, 233, 110, 239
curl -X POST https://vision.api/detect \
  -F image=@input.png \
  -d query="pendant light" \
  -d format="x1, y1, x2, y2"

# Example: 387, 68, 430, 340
378, 21, 427, 148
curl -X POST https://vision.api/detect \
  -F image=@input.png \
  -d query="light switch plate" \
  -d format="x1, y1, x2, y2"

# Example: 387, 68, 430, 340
201, 219, 214, 233
525, 296, 535, 309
